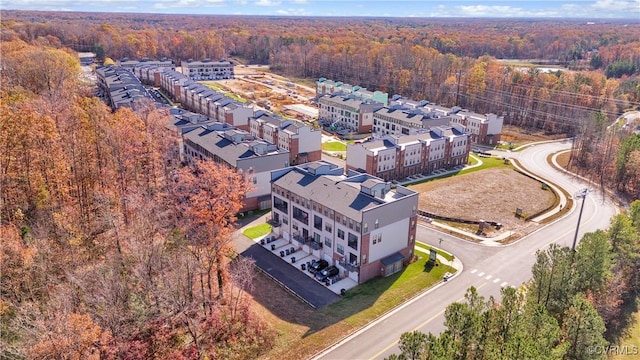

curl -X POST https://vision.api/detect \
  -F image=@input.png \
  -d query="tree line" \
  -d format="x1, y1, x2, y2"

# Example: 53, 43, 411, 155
1, 39, 274, 359
388, 201, 640, 360
2, 11, 639, 134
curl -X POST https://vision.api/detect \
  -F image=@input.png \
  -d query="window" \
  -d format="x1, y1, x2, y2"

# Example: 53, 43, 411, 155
314, 215, 322, 230
348, 233, 358, 250
348, 219, 353, 229
337, 229, 345, 240
363, 223, 368, 233
325, 223, 332, 233
283, 216, 289, 225
324, 237, 332, 248
375, 219, 379, 229
372, 233, 382, 244
337, 244, 344, 255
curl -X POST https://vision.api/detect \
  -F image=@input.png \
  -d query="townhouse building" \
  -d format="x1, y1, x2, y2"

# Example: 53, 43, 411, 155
181, 59, 234, 80
316, 78, 389, 106
95, 65, 154, 111
249, 112, 322, 165
317, 94, 384, 133
448, 108, 504, 145
372, 106, 451, 136
386, 96, 503, 145
270, 161, 419, 283
183, 127, 290, 211
346, 125, 470, 181
159, 70, 192, 103
118, 58, 175, 70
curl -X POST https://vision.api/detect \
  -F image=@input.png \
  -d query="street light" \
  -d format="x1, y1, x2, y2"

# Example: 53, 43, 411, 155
571, 188, 592, 251
439, 237, 444, 248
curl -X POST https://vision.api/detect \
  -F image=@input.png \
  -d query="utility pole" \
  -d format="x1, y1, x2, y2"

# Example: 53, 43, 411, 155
455, 69, 462, 107
571, 188, 591, 251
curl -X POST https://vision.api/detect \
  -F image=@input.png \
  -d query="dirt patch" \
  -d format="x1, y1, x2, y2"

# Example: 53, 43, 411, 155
410, 167, 556, 238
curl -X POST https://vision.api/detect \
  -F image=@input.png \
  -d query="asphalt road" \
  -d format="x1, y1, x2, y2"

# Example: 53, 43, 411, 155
313, 140, 620, 360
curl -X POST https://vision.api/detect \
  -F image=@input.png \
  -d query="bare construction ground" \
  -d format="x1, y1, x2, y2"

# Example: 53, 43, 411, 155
410, 167, 556, 240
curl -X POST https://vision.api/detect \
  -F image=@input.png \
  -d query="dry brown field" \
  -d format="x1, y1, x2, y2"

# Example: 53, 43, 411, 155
410, 167, 556, 239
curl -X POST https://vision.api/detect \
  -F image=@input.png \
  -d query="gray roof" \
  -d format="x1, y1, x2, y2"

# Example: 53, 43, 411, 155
272, 168, 385, 220
184, 127, 285, 171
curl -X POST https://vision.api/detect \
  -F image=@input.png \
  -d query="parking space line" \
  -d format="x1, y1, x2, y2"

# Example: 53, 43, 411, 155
493, 278, 500, 283
477, 272, 485, 277
470, 269, 477, 274
485, 275, 492, 280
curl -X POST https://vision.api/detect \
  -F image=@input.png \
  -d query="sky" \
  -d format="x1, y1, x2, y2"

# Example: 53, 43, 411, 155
3, 0, 640, 19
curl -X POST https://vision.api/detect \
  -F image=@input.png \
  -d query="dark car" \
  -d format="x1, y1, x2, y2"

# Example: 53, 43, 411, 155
315, 265, 339, 282
308, 259, 329, 274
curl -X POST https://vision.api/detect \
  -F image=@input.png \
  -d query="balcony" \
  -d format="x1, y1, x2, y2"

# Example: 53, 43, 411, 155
266, 218, 281, 227
309, 241, 323, 250
339, 260, 360, 272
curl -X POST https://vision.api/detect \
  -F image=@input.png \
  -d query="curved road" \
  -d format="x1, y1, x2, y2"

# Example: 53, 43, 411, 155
314, 140, 620, 360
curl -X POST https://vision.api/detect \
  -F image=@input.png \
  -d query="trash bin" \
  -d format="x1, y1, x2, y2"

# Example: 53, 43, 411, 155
290, 246, 295, 253
291, 256, 296, 263
340, 288, 346, 296
280, 250, 285, 257
301, 263, 306, 271
260, 239, 265, 245
285, 248, 290, 256
271, 244, 276, 251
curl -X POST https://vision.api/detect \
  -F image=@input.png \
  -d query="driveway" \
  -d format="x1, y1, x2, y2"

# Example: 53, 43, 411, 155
234, 228, 341, 308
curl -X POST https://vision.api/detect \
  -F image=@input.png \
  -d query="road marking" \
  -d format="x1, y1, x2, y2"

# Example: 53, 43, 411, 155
485, 275, 492, 280
367, 283, 487, 360
500, 282, 508, 287
493, 278, 500, 283
478, 272, 485, 277
471, 269, 477, 274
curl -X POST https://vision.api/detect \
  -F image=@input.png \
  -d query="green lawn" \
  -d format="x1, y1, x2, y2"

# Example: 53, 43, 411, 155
322, 141, 347, 152
263, 249, 456, 358
416, 242, 454, 261
202, 82, 247, 103
242, 223, 272, 239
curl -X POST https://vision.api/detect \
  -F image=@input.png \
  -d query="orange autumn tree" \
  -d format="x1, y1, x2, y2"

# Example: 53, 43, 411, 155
172, 160, 249, 315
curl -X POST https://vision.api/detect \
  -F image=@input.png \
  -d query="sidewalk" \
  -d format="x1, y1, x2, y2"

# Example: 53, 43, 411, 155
415, 244, 463, 271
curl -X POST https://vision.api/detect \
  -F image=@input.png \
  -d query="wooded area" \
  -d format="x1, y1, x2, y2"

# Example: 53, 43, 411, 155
1, 11, 640, 359
389, 202, 640, 360
2, 11, 639, 200
1, 40, 274, 358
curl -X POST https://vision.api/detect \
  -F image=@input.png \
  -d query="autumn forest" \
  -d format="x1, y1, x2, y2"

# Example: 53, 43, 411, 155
1, 9, 640, 359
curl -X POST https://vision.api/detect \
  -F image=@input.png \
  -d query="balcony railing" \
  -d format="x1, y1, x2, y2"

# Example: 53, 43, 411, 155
266, 218, 281, 227
339, 260, 360, 272
309, 241, 323, 250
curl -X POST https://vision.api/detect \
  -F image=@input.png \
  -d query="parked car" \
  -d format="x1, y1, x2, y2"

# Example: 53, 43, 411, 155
325, 274, 341, 286
308, 259, 329, 274
443, 272, 453, 282
315, 265, 339, 282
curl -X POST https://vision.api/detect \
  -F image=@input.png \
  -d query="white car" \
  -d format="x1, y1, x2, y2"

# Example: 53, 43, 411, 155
443, 272, 453, 281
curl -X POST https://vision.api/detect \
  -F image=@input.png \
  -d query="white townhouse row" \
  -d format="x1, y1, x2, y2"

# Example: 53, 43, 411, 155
316, 79, 503, 145
270, 161, 419, 284
181, 59, 234, 81
249, 111, 322, 166
346, 125, 470, 182
317, 93, 384, 134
